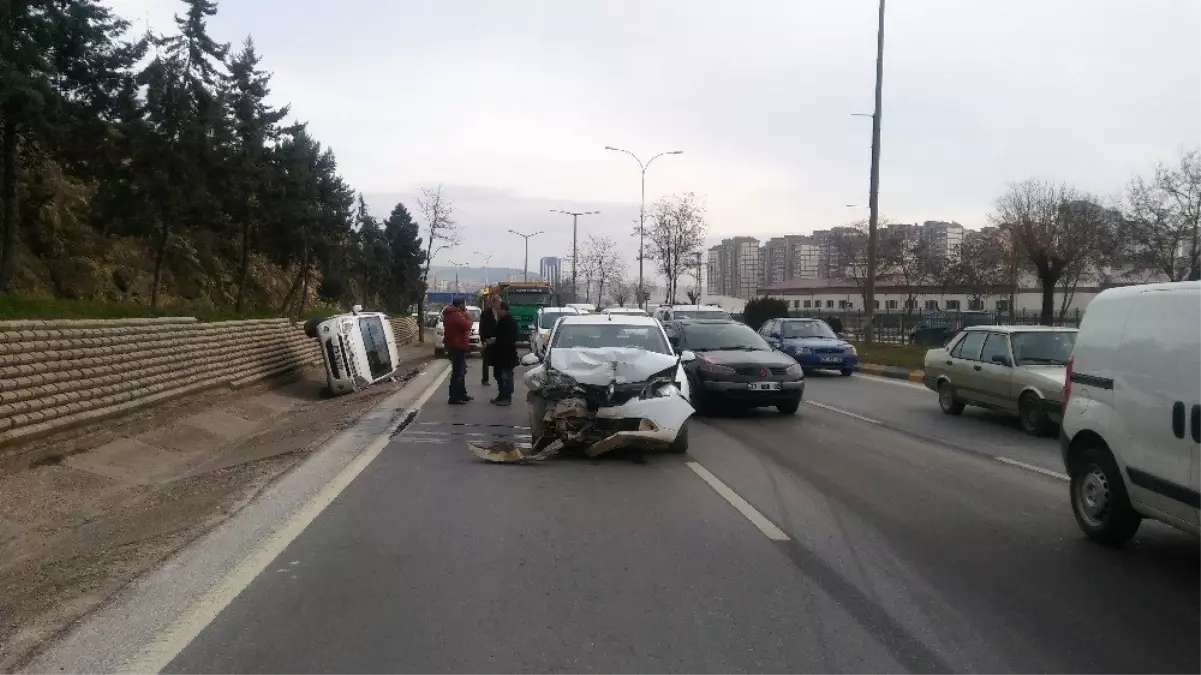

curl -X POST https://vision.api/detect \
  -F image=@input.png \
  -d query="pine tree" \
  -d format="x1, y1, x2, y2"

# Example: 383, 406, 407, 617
383, 201, 425, 312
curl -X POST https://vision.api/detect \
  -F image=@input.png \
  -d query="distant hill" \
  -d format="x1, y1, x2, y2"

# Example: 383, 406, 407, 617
427, 266, 546, 284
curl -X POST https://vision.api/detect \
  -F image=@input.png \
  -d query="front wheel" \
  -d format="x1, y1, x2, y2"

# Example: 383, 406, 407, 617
938, 381, 965, 415
776, 397, 801, 415
1070, 444, 1141, 546
666, 423, 689, 453
840, 369, 854, 377
1019, 393, 1051, 437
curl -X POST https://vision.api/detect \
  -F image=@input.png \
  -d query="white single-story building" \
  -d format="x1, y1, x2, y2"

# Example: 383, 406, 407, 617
756, 278, 1104, 316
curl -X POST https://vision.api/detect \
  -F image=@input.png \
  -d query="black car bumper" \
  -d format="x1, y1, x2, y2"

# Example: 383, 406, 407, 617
702, 379, 804, 401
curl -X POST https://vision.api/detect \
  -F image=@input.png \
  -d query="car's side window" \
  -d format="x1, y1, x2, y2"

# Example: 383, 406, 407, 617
761, 319, 774, 336
953, 331, 987, 361
979, 333, 1010, 365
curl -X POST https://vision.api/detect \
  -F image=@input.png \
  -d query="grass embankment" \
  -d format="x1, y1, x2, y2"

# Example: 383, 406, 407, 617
852, 341, 930, 372
0, 296, 332, 322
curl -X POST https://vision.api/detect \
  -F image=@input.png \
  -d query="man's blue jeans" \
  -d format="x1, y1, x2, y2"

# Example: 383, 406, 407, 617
496, 367, 514, 401
448, 349, 468, 401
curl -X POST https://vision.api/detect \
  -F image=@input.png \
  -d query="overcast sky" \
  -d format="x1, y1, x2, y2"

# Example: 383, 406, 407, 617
110, 0, 1201, 276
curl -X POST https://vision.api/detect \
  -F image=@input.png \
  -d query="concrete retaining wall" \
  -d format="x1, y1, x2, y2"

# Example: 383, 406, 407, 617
0, 315, 419, 449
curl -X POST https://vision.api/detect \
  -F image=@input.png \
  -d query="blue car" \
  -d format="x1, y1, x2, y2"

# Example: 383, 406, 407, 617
758, 318, 859, 376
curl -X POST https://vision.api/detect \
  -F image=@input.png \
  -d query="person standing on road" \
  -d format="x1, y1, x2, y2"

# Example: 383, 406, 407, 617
442, 298, 473, 404
490, 301, 519, 406
478, 293, 497, 386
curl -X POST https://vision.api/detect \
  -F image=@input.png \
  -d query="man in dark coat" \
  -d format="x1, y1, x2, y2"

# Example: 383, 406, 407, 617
490, 301, 519, 406
478, 293, 498, 386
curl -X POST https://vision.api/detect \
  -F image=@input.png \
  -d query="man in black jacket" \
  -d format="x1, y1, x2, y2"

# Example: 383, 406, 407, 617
490, 301, 519, 406
478, 293, 498, 386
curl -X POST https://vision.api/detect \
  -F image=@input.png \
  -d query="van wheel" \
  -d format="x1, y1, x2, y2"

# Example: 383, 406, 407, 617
938, 381, 965, 415
1070, 444, 1141, 546
666, 423, 689, 454
1019, 393, 1051, 436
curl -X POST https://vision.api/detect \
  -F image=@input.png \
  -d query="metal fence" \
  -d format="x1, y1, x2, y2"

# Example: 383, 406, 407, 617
780, 308, 1083, 344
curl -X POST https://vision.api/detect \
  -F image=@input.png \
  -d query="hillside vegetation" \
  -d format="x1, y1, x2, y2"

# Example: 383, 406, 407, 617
1, 0, 425, 319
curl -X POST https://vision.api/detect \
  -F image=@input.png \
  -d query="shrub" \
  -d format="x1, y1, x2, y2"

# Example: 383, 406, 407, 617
743, 296, 790, 331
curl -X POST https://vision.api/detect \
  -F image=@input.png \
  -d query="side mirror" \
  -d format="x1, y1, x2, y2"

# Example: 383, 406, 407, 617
991, 354, 1012, 367
520, 353, 541, 367
680, 350, 697, 363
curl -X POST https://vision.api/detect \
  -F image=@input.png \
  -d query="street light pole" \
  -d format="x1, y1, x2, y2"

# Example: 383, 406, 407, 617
864, 0, 886, 344
605, 146, 684, 309
550, 209, 599, 302
508, 229, 542, 282
473, 251, 494, 286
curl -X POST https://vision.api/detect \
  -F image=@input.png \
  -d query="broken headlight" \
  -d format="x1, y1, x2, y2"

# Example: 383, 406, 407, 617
640, 364, 680, 399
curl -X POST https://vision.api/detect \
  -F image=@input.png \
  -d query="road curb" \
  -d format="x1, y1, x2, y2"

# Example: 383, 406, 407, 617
857, 362, 925, 383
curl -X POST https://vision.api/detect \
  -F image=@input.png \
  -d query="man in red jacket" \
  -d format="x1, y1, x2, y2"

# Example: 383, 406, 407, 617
442, 299, 473, 404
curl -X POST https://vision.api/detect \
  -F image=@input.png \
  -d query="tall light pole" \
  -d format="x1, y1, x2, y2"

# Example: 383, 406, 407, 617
508, 229, 542, 282
550, 209, 599, 302
605, 146, 683, 309
864, 0, 886, 344
473, 251, 494, 286
446, 261, 467, 295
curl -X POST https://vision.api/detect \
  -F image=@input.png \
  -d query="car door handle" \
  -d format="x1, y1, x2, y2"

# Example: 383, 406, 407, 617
1171, 401, 1186, 439
972, 365, 982, 371
1191, 404, 1200, 443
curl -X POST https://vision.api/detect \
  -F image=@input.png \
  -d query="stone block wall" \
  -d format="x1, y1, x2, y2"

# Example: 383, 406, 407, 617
0, 315, 419, 450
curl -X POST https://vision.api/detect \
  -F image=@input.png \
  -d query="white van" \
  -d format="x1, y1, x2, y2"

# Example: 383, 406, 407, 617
310, 307, 401, 396
1060, 281, 1200, 545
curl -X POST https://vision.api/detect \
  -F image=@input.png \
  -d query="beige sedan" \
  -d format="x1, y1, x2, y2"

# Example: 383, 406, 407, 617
922, 326, 1078, 436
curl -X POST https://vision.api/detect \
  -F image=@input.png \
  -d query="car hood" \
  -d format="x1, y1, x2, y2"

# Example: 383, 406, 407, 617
693, 349, 794, 367
547, 347, 678, 385
780, 337, 852, 350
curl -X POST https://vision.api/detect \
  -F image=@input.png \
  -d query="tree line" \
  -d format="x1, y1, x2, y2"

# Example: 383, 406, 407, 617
0, 0, 427, 315
828, 150, 1199, 325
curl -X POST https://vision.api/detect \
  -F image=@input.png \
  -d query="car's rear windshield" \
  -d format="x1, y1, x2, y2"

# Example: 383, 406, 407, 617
552, 324, 671, 354
674, 309, 730, 320
682, 323, 770, 352
539, 311, 574, 329
780, 321, 837, 339
1012, 331, 1076, 366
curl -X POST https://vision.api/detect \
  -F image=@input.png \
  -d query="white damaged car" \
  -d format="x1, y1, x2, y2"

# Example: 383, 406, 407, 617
520, 315, 695, 457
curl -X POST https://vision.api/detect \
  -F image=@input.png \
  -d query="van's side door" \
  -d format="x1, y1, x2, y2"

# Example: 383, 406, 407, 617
1114, 288, 1200, 526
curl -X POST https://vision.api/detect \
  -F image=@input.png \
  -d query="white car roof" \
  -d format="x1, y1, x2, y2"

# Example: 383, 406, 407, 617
556, 314, 661, 327
664, 304, 724, 310
540, 306, 581, 313
602, 307, 647, 313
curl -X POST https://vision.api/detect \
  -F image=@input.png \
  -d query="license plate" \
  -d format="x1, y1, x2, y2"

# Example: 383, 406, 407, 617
748, 382, 781, 391
820, 356, 842, 363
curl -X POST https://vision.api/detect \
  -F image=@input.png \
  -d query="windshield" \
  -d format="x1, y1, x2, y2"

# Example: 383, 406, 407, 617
682, 323, 770, 352
466, 308, 481, 321
1012, 331, 1077, 366
780, 320, 838, 339
674, 309, 730, 320
539, 311, 575, 329
503, 288, 553, 306
551, 323, 671, 354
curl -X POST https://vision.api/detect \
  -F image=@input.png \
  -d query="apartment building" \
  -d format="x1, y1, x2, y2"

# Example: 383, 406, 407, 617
707, 237, 762, 299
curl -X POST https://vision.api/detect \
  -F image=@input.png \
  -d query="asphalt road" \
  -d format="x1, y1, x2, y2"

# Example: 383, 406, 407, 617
161, 367, 1199, 673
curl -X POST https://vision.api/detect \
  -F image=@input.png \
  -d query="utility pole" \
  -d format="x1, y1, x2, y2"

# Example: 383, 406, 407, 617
864, 0, 886, 344
605, 146, 684, 310
508, 230, 542, 282
550, 209, 599, 303
474, 251, 494, 287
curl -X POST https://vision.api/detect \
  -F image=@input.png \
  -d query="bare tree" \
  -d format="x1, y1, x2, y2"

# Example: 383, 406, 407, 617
1123, 149, 1201, 281
579, 234, 625, 305
829, 221, 875, 309
882, 233, 935, 315
953, 234, 1008, 310
992, 180, 1114, 325
645, 193, 707, 304
611, 280, 635, 307
415, 184, 459, 342
685, 288, 700, 304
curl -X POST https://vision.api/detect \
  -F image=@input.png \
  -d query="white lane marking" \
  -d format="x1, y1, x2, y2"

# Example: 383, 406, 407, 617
805, 400, 882, 425
121, 364, 452, 674
686, 462, 790, 542
994, 456, 1069, 481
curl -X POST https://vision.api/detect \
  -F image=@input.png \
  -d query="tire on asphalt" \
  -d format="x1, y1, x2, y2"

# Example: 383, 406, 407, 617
1019, 392, 1052, 437
666, 422, 689, 453
776, 397, 801, 415
938, 380, 966, 415
1069, 443, 1141, 546
840, 369, 854, 377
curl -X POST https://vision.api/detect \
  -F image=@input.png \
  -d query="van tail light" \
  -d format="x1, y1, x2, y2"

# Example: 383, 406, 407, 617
1063, 355, 1075, 408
